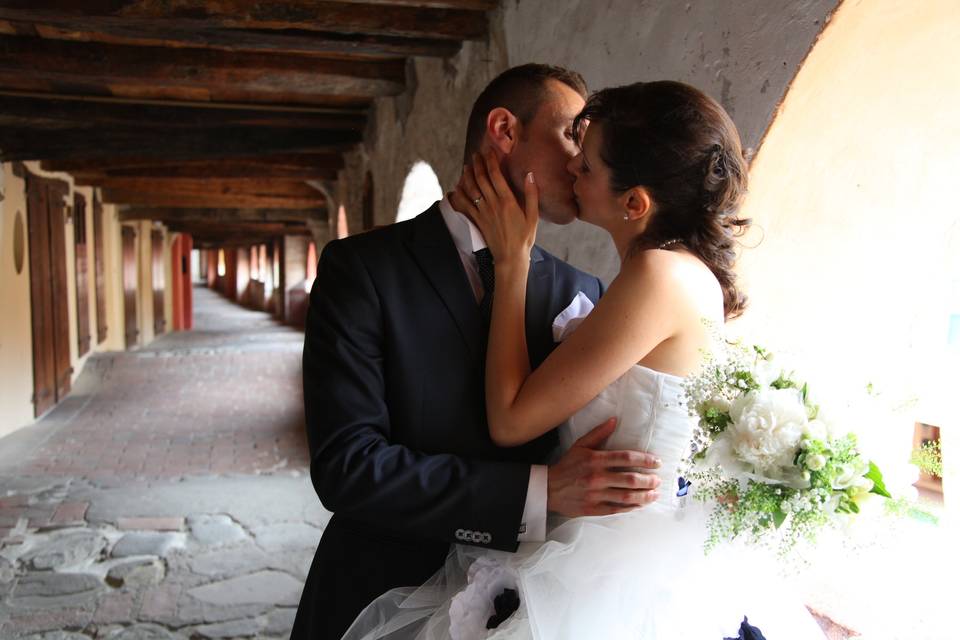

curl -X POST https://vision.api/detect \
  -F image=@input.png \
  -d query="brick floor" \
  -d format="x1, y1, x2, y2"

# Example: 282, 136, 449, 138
13, 287, 309, 483
0, 287, 323, 640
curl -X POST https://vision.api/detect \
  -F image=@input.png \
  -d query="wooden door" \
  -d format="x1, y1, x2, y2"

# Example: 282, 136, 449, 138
25, 170, 72, 417
122, 226, 139, 348
93, 193, 107, 344
73, 193, 90, 357
151, 229, 166, 335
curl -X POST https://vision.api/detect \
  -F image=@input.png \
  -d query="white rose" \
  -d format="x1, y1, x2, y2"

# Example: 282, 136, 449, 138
832, 460, 870, 490
703, 395, 732, 414
726, 388, 807, 477
851, 490, 886, 517
753, 353, 782, 387
805, 453, 827, 471
803, 419, 829, 442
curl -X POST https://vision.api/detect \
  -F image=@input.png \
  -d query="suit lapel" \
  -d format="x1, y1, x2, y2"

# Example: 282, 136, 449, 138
525, 246, 555, 364
405, 209, 556, 362
405, 204, 485, 360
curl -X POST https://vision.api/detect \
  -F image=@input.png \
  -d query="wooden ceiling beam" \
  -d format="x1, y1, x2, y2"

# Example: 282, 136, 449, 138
102, 189, 325, 209
0, 13, 461, 58
0, 2, 488, 41
0, 35, 405, 106
72, 166, 339, 182
0, 126, 358, 163
85, 177, 321, 199
42, 152, 345, 174
119, 207, 325, 223
165, 220, 309, 234
333, 1, 497, 9
0, 93, 366, 131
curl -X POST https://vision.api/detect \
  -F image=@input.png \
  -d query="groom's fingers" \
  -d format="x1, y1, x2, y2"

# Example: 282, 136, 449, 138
600, 449, 661, 470
574, 418, 617, 448
591, 488, 660, 508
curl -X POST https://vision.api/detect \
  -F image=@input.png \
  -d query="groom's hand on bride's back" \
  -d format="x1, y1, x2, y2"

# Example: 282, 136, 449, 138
547, 418, 662, 517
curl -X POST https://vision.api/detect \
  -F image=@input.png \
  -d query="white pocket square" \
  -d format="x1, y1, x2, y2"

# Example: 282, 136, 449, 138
552, 291, 595, 342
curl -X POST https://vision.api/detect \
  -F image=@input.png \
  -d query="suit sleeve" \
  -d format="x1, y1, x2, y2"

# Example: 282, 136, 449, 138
302, 239, 529, 552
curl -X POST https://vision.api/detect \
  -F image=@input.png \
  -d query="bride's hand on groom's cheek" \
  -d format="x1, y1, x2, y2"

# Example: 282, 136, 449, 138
453, 151, 538, 265
546, 418, 662, 518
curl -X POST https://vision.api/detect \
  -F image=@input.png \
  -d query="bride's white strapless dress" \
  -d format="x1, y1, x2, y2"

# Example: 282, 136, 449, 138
342, 365, 826, 640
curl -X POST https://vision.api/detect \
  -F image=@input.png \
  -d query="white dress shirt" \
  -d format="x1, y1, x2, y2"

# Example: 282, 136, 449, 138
438, 197, 548, 543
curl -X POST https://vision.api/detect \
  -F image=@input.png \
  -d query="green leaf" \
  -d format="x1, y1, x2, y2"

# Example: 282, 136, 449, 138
866, 461, 892, 498
772, 509, 787, 528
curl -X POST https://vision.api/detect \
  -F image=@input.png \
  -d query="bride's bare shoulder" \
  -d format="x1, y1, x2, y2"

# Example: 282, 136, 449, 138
617, 248, 722, 306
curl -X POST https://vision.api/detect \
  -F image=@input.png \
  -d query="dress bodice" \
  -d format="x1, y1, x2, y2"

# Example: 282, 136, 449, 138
561, 364, 694, 506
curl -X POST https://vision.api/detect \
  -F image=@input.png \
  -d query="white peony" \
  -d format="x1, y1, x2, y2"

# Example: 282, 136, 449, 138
724, 388, 807, 479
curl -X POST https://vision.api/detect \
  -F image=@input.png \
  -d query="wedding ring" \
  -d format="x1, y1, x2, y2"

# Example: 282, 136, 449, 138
472, 195, 483, 207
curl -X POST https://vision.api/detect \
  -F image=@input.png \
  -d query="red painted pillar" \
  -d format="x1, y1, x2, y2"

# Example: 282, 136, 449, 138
171, 235, 184, 331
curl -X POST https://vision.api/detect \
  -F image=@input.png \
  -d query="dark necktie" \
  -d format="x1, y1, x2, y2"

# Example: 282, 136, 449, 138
474, 248, 495, 320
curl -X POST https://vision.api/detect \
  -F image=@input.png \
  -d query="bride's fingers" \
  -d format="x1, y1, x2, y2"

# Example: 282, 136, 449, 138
471, 153, 500, 211
482, 148, 514, 204
523, 171, 539, 225
459, 163, 483, 206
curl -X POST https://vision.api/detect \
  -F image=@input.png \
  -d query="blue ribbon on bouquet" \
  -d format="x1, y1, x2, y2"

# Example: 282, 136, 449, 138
724, 616, 767, 640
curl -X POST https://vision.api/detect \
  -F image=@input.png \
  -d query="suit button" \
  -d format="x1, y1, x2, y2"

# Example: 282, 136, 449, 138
455, 528, 465, 541
481, 533, 492, 544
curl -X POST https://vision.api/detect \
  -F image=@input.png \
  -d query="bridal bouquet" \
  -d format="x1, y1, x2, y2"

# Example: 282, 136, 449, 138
682, 341, 894, 554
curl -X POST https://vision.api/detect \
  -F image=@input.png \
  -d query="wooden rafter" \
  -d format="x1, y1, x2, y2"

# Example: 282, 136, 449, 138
101, 188, 326, 209
119, 207, 326, 223
0, 13, 462, 58
0, 92, 366, 131
0, 36, 405, 106
0, 2, 488, 41
46, 153, 344, 178
0, 127, 358, 163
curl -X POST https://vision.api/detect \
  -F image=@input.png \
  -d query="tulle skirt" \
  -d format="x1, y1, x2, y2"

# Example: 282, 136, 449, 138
341, 500, 826, 640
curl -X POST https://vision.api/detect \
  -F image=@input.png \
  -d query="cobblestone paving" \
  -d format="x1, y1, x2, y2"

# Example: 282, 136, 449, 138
0, 287, 327, 639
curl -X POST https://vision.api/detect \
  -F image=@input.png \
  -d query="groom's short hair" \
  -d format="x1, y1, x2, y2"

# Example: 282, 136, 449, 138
463, 64, 588, 162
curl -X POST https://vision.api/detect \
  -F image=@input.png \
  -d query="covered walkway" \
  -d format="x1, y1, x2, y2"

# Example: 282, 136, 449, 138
0, 287, 325, 639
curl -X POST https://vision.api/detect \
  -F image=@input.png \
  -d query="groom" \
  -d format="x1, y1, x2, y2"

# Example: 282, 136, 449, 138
292, 64, 662, 640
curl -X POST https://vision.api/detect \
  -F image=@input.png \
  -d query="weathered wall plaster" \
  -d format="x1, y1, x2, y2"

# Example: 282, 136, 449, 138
336, 0, 838, 284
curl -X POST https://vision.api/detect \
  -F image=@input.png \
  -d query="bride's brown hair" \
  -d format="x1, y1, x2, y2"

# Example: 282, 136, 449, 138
573, 81, 751, 319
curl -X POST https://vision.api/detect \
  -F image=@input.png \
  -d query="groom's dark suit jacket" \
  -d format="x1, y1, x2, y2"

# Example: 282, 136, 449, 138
291, 203, 603, 640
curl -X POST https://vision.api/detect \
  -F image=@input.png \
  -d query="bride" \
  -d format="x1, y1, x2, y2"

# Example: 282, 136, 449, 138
342, 81, 826, 639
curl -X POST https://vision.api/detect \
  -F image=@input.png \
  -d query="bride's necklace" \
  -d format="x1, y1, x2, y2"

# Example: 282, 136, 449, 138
657, 238, 683, 250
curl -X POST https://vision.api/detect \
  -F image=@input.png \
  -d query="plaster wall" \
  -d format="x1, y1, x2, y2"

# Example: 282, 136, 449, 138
732, 0, 959, 485
0, 162, 132, 435
338, 0, 838, 284
0, 163, 36, 435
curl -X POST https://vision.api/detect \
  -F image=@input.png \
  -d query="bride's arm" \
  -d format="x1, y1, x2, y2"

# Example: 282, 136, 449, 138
459, 152, 685, 447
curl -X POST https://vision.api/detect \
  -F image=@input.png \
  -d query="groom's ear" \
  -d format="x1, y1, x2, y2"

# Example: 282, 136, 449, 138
622, 187, 654, 222
485, 107, 519, 155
